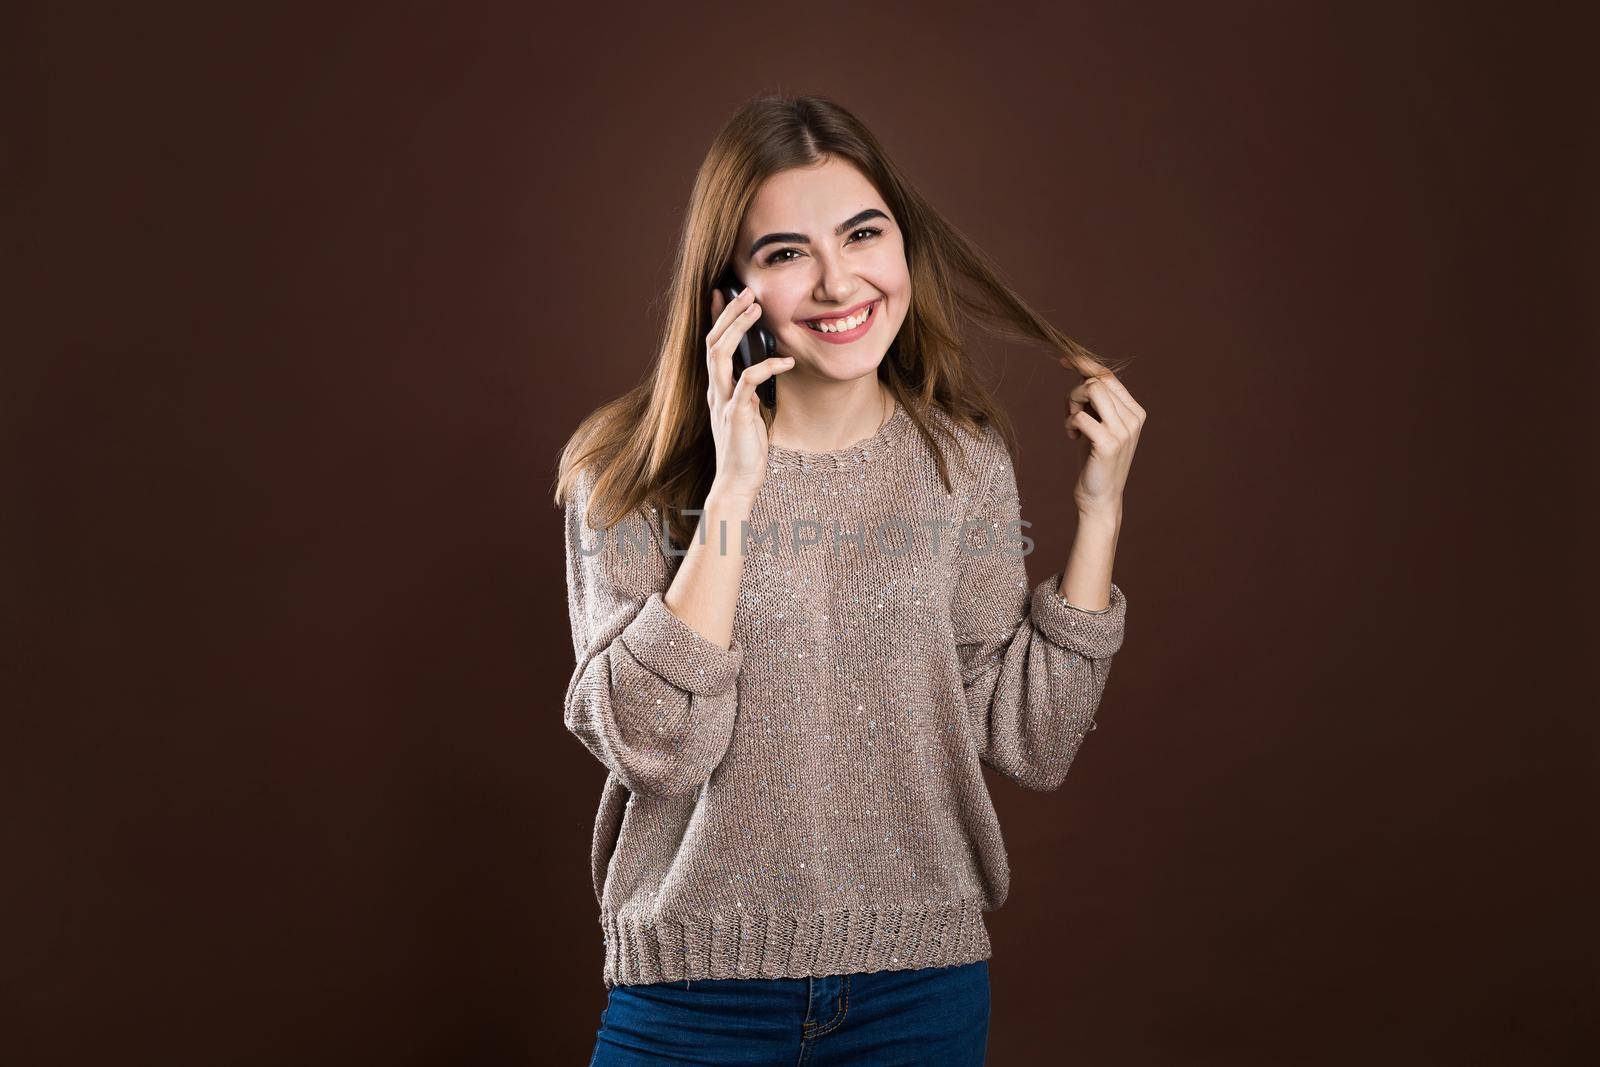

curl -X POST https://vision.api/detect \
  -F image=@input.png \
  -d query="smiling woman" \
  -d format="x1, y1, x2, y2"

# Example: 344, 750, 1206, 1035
555, 93, 1144, 1067
556, 94, 1130, 554
730, 158, 911, 406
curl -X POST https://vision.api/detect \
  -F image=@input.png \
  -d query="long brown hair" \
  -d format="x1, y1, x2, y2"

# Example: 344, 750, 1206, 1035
555, 93, 1130, 551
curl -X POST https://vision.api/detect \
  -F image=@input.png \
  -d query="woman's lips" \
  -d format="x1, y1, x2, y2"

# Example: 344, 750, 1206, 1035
800, 299, 878, 345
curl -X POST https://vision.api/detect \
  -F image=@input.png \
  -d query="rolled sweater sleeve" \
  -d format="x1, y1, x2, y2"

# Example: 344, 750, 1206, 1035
952, 438, 1127, 792
562, 468, 744, 797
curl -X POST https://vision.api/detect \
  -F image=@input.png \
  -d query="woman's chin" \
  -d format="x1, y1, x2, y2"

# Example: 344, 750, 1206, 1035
784, 342, 891, 380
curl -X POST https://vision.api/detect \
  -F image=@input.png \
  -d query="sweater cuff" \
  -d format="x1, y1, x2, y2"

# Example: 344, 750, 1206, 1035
1029, 575, 1127, 659
618, 591, 745, 696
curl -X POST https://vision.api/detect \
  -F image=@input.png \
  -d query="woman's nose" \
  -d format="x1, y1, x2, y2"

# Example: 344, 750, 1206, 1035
814, 265, 856, 302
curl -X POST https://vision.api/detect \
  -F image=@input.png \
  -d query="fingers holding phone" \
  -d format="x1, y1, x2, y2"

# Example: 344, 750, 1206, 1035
706, 284, 760, 403
712, 271, 781, 408
705, 275, 795, 498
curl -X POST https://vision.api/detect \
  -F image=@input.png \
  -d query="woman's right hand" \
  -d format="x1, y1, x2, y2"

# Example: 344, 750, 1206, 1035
705, 285, 795, 501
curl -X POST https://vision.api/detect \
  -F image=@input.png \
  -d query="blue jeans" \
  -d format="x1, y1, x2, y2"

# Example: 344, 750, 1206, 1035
586, 959, 990, 1065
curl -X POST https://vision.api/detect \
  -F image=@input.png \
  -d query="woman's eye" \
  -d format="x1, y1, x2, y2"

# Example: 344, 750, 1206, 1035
762, 227, 884, 267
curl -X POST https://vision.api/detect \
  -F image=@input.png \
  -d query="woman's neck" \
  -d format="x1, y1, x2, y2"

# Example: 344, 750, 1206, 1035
765, 378, 890, 454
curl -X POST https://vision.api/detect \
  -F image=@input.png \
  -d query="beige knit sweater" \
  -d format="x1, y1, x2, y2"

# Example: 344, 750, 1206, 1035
562, 396, 1127, 989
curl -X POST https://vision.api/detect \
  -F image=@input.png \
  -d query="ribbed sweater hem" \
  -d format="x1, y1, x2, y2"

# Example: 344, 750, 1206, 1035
599, 898, 993, 988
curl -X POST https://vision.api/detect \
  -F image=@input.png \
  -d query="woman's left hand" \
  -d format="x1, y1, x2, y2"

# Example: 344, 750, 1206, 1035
1060, 361, 1146, 520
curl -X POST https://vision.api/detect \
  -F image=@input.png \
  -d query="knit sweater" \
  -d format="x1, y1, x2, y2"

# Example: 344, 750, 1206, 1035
562, 396, 1127, 989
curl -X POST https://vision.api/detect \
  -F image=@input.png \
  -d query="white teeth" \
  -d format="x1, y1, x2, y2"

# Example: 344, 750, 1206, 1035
807, 302, 873, 333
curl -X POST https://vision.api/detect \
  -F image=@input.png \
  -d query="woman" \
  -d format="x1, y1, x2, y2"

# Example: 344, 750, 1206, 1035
558, 94, 1145, 1065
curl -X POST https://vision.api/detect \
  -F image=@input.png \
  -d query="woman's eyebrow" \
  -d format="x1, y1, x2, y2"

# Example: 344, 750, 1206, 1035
747, 208, 890, 260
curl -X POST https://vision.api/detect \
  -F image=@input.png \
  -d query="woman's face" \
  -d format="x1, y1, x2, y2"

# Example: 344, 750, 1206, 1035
734, 156, 911, 384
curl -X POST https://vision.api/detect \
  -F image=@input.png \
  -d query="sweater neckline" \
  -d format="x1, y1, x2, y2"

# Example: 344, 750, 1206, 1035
764, 395, 911, 471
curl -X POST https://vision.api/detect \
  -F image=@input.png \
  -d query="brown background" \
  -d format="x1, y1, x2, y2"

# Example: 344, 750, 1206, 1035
8, 2, 1593, 1064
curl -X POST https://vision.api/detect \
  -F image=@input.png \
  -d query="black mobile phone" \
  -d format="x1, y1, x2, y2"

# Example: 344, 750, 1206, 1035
714, 268, 778, 410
